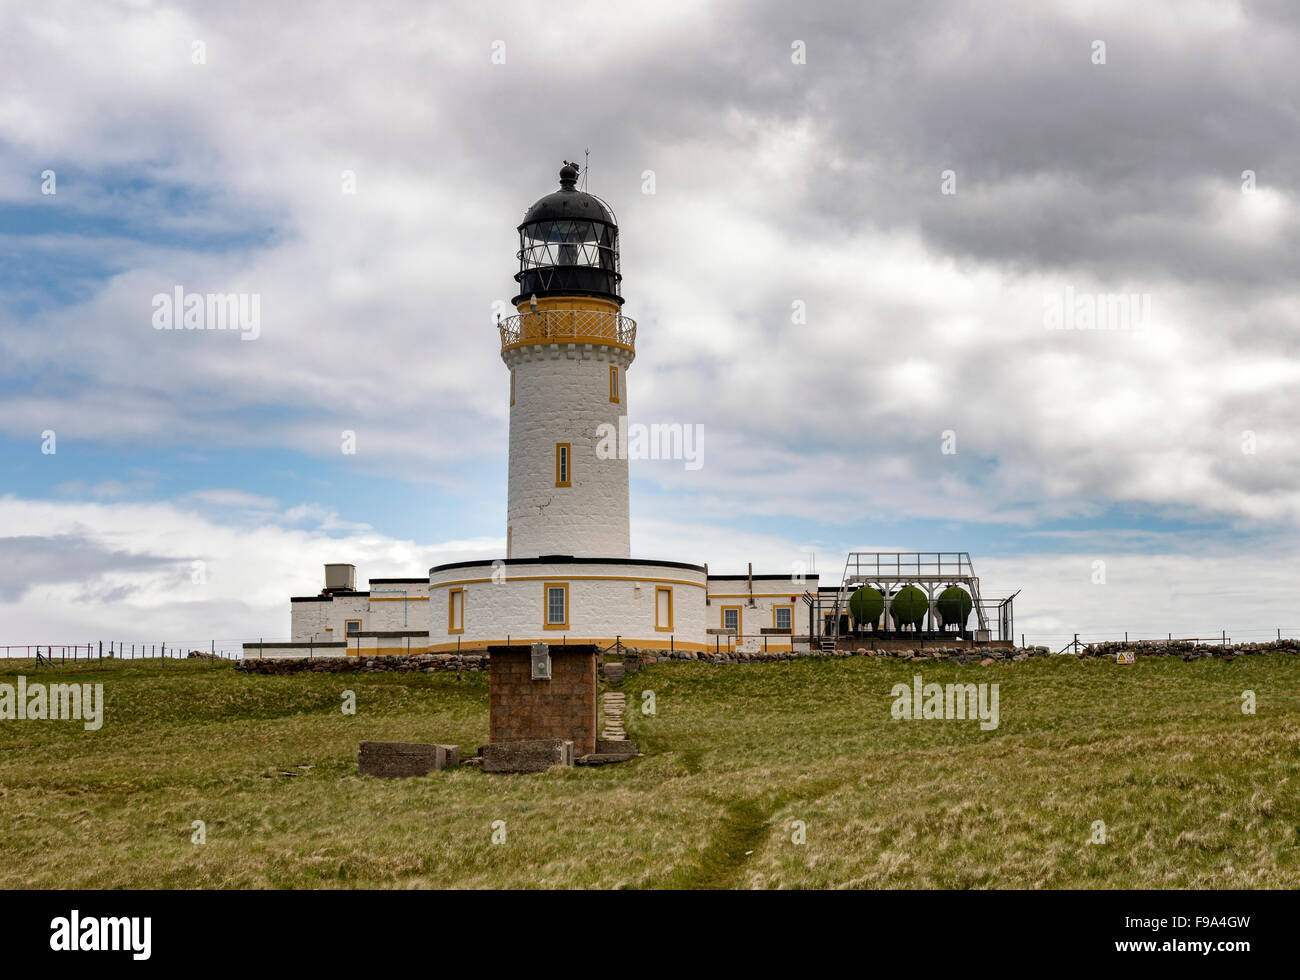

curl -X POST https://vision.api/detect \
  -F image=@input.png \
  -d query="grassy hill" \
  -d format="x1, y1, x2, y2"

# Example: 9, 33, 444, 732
0, 654, 1296, 888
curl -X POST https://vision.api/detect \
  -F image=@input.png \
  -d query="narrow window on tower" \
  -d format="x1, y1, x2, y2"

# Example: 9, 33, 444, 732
543, 582, 569, 630
510, 369, 516, 406
609, 365, 619, 403
448, 588, 464, 635
555, 443, 571, 487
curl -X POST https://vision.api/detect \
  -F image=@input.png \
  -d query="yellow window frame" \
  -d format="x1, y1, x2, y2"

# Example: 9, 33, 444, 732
721, 605, 742, 637
448, 587, 464, 635
555, 443, 571, 487
543, 582, 569, 630
655, 586, 673, 631
609, 365, 619, 403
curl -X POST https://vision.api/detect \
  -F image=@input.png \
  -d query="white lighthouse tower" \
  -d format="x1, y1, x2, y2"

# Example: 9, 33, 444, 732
501, 162, 636, 559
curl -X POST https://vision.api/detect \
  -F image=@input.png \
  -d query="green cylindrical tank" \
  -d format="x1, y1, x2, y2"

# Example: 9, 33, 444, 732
848, 586, 884, 628
936, 585, 973, 629
889, 585, 928, 628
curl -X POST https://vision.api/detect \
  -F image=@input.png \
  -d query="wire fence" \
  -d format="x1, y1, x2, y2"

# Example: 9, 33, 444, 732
3, 628, 1297, 663
0, 639, 254, 662
1021, 627, 1299, 651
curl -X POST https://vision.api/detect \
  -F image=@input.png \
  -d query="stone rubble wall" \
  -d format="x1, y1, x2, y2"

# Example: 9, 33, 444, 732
236, 638, 1300, 675
236, 653, 489, 674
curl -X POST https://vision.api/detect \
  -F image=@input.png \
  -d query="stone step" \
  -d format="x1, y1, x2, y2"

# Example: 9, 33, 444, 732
576, 752, 640, 766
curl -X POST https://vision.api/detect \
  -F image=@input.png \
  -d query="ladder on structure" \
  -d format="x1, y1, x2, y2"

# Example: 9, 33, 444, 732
822, 554, 853, 652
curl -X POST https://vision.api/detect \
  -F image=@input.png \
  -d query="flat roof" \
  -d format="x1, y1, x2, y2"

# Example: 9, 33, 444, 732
707, 574, 819, 581
430, 555, 708, 574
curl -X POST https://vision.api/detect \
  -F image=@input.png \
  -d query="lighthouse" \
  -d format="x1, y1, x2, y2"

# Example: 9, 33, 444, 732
501, 162, 635, 559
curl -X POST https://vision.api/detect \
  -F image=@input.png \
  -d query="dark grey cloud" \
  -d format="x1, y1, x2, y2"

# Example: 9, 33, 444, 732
0, 534, 180, 602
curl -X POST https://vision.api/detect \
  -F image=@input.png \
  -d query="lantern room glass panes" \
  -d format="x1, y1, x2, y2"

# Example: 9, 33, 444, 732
519, 220, 617, 273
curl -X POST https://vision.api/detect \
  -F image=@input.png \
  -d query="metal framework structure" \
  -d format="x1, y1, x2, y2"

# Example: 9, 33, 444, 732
498, 309, 637, 352
803, 552, 1016, 649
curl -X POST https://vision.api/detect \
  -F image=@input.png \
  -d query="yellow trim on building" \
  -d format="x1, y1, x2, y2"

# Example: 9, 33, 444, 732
421, 636, 719, 654
772, 604, 794, 630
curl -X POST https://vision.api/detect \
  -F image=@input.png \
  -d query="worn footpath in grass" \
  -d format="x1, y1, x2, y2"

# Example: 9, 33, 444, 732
0, 654, 1296, 888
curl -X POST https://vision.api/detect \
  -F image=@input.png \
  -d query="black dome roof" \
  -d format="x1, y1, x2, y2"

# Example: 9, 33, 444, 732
519, 165, 616, 228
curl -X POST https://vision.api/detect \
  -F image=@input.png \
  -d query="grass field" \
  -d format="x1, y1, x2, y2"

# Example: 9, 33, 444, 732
1, 654, 1296, 889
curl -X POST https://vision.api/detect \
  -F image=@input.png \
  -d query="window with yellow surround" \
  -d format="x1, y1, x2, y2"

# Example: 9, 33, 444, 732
448, 588, 464, 634
555, 443, 571, 486
655, 586, 673, 631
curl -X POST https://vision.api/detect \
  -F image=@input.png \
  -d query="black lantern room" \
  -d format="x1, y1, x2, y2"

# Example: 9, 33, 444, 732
513, 162, 622, 306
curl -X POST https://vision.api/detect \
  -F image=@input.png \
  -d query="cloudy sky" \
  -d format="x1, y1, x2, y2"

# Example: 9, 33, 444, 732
2, 0, 1297, 649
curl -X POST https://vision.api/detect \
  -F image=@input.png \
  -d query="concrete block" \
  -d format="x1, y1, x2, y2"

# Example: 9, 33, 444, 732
358, 741, 458, 778
481, 738, 574, 774
596, 739, 638, 756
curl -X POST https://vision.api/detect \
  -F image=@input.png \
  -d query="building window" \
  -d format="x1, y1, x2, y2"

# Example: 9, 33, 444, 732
345, 619, 361, 636
722, 606, 741, 636
555, 443, 571, 487
544, 582, 569, 630
609, 365, 619, 403
774, 606, 792, 631
448, 588, 464, 634
655, 586, 673, 631
510, 370, 516, 406
824, 612, 836, 635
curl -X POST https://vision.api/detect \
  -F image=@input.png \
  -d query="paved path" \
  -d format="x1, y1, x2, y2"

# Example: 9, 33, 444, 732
601, 690, 626, 741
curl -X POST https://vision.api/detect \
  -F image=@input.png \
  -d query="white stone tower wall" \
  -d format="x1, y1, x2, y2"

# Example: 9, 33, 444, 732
504, 342, 634, 558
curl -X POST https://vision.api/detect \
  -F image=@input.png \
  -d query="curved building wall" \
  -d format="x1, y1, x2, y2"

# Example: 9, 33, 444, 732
504, 340, 633, 558
428, 558, 707, 651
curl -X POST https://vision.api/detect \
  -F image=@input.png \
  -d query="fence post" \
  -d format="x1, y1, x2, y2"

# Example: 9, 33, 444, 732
98, 640, 102, 662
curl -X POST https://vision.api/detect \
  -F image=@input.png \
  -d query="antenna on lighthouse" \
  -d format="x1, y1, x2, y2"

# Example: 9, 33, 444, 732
582, 148, 589, 190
